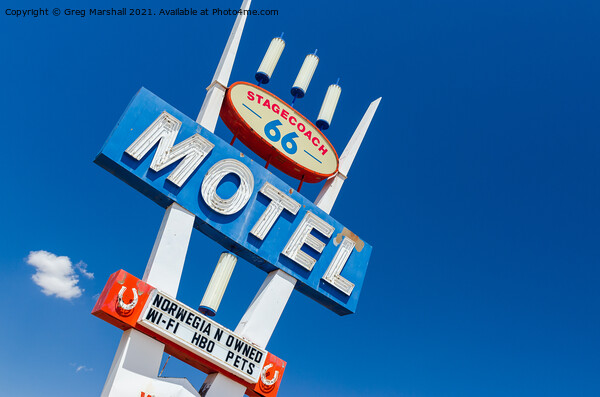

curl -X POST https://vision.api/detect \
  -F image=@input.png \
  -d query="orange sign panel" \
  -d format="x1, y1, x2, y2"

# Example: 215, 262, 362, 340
92, 270, 286, 396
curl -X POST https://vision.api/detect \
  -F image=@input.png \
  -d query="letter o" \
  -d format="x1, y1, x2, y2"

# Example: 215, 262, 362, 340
201, 159, 254, 215
207, 340, 215, 352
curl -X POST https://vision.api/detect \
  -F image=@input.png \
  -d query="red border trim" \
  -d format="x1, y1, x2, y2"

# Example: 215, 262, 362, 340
220, 82, 339, 183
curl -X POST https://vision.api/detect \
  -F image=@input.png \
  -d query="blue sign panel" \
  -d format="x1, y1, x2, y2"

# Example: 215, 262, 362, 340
95, 88, 372, 315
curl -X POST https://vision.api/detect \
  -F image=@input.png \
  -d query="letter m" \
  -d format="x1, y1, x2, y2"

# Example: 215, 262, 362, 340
125, 111, 214, 187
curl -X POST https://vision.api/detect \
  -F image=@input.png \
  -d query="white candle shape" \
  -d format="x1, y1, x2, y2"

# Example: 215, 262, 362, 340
316, 83, 342, 131
291, 52, 319, 99
198, 252, 237, 316
255, 36, 285, 85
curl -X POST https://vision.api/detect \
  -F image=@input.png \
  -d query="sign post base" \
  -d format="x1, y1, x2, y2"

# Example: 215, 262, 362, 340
101, 329, 199, 397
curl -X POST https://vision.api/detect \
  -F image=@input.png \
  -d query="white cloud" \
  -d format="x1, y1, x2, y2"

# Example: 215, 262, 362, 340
26, 250, 85, 300
75, 261, 94, 279
70, 363, 93, 373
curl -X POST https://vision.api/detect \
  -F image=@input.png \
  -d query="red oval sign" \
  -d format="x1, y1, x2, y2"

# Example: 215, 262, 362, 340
220, 82, 339, 183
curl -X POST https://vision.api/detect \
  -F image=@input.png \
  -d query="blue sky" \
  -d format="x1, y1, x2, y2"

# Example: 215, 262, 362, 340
1, 0, 599, 396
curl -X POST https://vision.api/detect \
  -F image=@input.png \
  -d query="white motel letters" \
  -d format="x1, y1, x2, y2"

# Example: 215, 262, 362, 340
125, 111, 356, 296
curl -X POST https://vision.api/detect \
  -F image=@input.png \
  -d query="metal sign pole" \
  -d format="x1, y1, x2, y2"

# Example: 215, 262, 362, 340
100, 2, 250, 396
199, 99, 381, 396
101, 203, 195, 396
196, 0, 251, 132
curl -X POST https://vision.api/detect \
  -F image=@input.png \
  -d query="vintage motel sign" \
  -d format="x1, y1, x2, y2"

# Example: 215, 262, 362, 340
93, 2, 380, 395
220, 82, 339, 183
95, 87, 372, 315
93, 270, 286, 396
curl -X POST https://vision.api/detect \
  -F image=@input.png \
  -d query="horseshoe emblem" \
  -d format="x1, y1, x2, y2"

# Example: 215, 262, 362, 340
260, 363, 279, 386
117, 286, 138, 311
